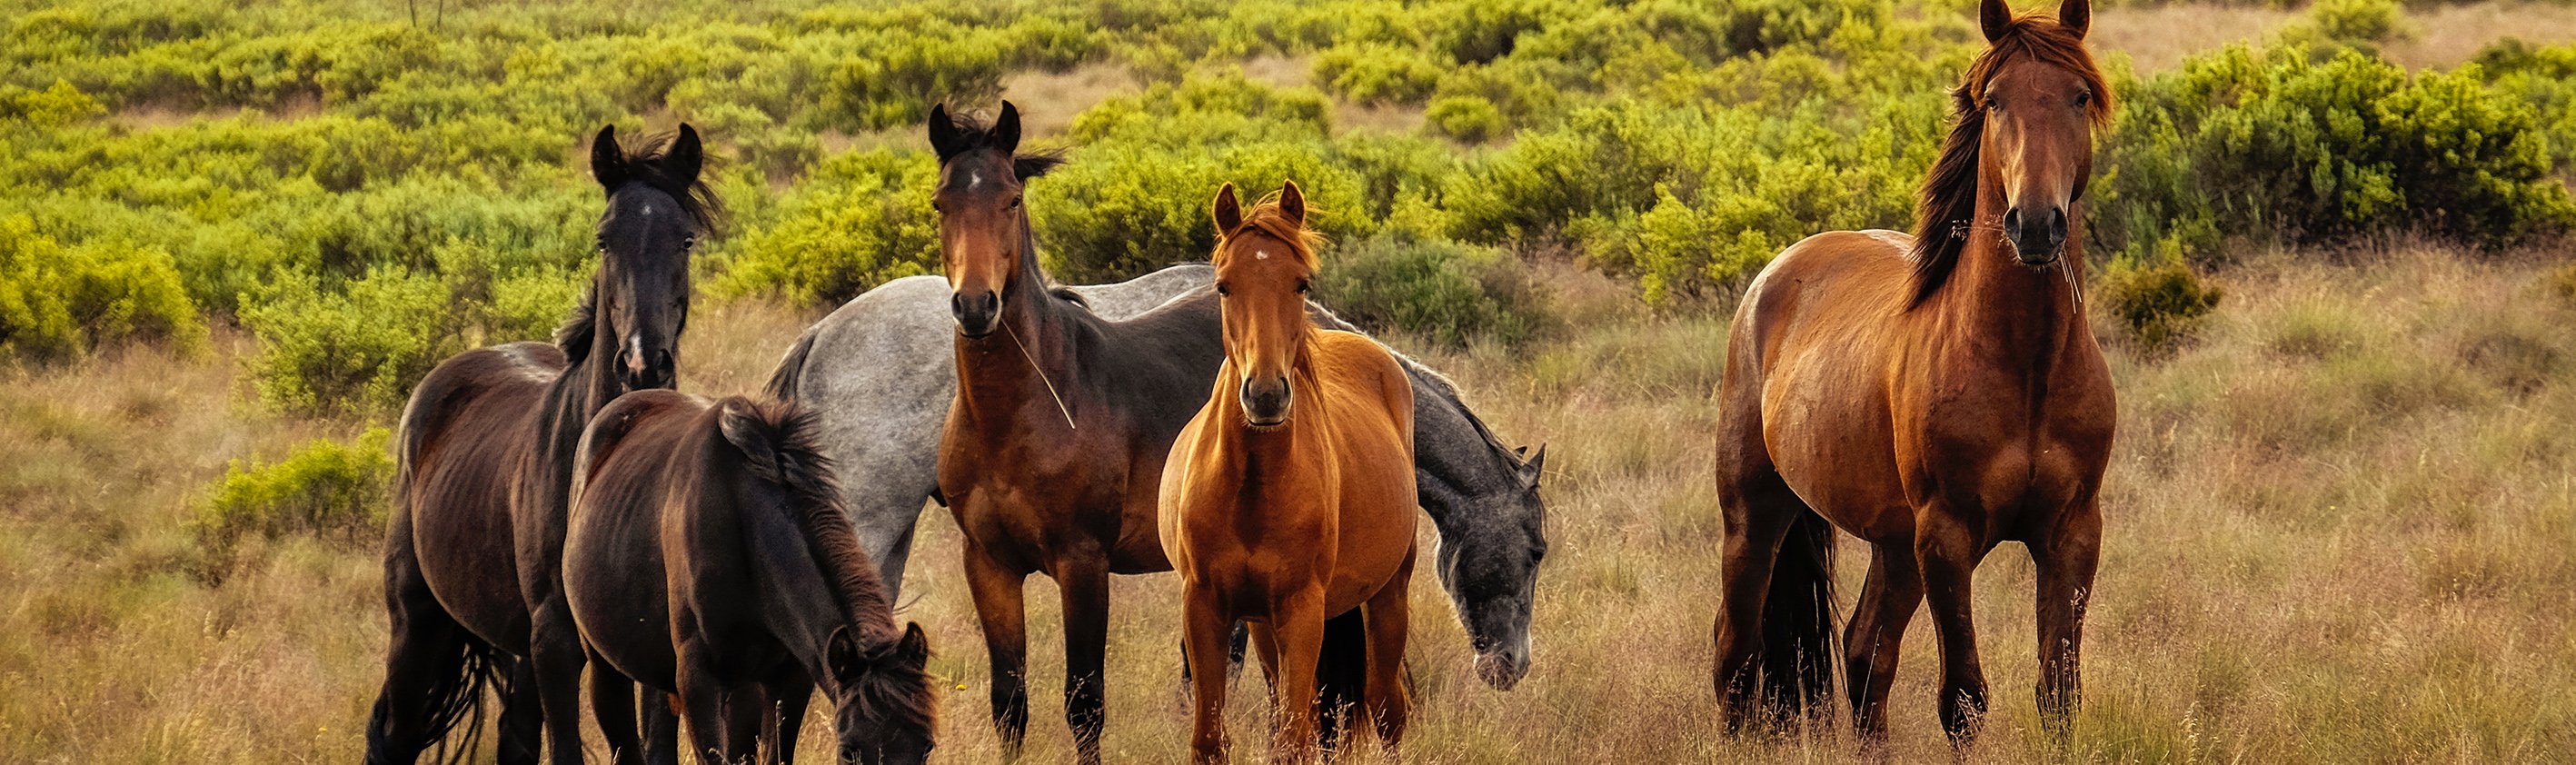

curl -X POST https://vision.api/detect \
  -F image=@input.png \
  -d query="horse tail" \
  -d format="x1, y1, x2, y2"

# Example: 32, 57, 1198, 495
1313, 608, 1368, 751
371, 369, 512, 765
764, 327, 820, 402
1759, 510, 1838, 720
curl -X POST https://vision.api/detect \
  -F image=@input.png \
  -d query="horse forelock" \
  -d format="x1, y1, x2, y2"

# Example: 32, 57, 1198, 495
608, 130, 727, 233
1905, 14, 2109, 307
1217, 195, 1323, 273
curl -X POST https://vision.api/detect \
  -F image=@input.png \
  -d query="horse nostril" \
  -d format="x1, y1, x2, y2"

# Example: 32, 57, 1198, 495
2001, 208, 2024, 244
2049, 207, 2070, 246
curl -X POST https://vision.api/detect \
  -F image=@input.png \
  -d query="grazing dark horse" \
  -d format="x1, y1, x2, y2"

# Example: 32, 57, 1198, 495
1708, 0, 2114, 747
563, 392, 937, 765
366, 124, 714, 765
929, 101, 1240, 764
1162, 184, 1417, 764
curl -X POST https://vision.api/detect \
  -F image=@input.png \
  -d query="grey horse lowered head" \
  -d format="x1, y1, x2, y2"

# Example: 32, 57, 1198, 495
767, 264, 1548, 690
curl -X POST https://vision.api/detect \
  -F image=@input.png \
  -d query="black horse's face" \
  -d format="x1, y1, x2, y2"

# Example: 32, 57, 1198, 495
1442, 444, 1548, 690
590, 124, 705, 392
829, 623, 937, 765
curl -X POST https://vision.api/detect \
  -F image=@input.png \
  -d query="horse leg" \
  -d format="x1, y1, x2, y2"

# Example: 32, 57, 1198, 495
675, 649, 731, 764
766, 674, 811, 765
368, 518, 486, 765
1841, 541, 1923, 747
527, 597, 589, 764
1266, 588, 1328, 765
962, 545, 1030, 758
1361, 548, 1416, 753
642, 692, 681, 765
500, 654, 545, 765
587, 653, 641, 765
721, 685, 764, 764
1181, 584, 1233, 764
1059, 557, 1115, 765
2032, 497, 2102, 742
1709, 475, 1797, 731
1916, 509, 1993, 747
1314, 610, 1365, 753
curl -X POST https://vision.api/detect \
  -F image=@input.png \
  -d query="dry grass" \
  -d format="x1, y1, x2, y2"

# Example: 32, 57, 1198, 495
2091, 1, 2576, 71
4, 244, 2573, 762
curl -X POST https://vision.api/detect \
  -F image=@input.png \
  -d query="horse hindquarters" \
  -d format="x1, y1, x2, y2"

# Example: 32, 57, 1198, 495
368, 506, 516, 765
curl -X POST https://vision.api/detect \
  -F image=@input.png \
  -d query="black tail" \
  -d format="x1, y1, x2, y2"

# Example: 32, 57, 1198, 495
363, 631, 508, 765
763, 328, 819, 402
1314, 608, 1368, 751
1758, 511, 1838, 722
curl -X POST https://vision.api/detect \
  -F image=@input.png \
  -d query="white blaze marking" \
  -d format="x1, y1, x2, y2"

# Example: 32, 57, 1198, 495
968, 170, 982, 190
642, 204, 654, 217
1256, 249, 1270, 261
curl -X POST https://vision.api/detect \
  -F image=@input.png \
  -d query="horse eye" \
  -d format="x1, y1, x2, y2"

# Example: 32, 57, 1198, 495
1215, 282, 1230, 297
1296, 280, 1310, 294
1007, 194, 1022, 210
2074, 91, 2092, 108
930, 201, 944, 214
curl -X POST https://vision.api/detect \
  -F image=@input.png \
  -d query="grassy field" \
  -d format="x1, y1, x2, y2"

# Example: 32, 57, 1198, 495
4, 243, 2572, 763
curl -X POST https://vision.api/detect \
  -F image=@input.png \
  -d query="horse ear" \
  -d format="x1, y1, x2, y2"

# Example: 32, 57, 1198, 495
592, 124, 627, 193
662, 124, 704, 186
1212, 184, 1243, 235
1278, 180, 1307, 229
1524, 443, 1547, 486
2057, 0, 2089, 38
898, 622, 930, 661
993, 101, 1023, 155
1981, 0, 2014, 43
927, 103, 966, 162
827, 625, 863, 678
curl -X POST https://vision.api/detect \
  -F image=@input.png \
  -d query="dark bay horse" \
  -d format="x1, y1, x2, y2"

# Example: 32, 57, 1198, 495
1709, 0, 2114, 747
763, 266, 1547, 690
563, 392, 937, 765
928, 102, 1232, 764
367, 124, 714, 764
1161, 184, 1417, 764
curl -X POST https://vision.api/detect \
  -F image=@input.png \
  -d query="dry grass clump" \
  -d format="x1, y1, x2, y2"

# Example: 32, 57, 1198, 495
3, 244, 2571, 762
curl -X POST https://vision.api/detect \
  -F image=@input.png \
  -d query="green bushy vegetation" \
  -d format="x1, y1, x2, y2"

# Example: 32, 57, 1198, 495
189, 425, 394, 574
0, 214, 206, 362
2096, 253, 2225, 353
1318, 232, 1548, 349
11, 0, 2576, 410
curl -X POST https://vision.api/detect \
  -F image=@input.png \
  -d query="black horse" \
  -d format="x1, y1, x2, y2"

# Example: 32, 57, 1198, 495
364, 124, 716, 765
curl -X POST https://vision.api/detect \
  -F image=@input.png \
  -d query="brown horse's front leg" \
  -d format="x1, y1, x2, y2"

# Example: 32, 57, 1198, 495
1915, 510, 1993, 748
2033, 498, 2102, 742
1181, 586, 1233, 764
1841, 543, 1924, 747
961, 544, 1030, 758
586, 651, 642, 765
1058, 557, 1114, 765
1361, 548, 1415, 752
1268, 588, 1327, 765
674, 646, 731, 765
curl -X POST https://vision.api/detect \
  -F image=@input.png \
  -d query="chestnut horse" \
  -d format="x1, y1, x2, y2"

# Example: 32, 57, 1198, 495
367, 124, 713, 765
1160, 183, 1417, 764
1709, 0, 2114, 747
563, 392, 936, 765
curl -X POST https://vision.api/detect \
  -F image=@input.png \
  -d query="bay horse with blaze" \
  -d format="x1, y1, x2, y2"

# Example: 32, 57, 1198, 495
562, 392, 937, 765
1160, 182, 1417, 764
1709, 0, 2114, 747
367, 124, 714, 765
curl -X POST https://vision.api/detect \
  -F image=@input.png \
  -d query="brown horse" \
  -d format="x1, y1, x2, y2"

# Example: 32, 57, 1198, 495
563, 392, 937, 765
1709, 0, 2114, 747
928, 101, 1242, 764
1160, 183, 1417, 765
368, 124, 714, 765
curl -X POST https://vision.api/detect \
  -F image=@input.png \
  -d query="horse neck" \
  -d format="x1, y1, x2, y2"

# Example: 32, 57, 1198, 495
1928, 179, 2088, 372
536, 293, 628, 469
1407, 380, 1526, 537
744, 478, 894, 690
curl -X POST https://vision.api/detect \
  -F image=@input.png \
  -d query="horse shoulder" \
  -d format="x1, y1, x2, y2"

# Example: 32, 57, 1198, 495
1311, 331, 1414, 434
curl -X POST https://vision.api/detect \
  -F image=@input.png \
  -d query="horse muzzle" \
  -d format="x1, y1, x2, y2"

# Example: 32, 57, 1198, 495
950, 290, 1001, 338
1239, 377, 1292, 428
1473, 634, 1532, 690
2003, 205, 2068, 265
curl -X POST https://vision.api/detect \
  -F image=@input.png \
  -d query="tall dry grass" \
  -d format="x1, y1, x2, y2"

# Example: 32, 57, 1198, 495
2, 244, 2571, 762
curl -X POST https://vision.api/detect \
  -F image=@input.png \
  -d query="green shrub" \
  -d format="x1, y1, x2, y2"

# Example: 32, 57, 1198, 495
1316, 232, 1547, 349
2096, 253, 2224, 354
1312, 43, 1445, 105
191, 426, 395, 572
0, 215, 206, 362
718, 148, 940, 307
1427, 94, 1506, 142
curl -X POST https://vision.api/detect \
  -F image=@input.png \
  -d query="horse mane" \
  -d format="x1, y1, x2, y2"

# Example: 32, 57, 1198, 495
714, 398, 935, 730
1905, 14, 2112, 307
552, 283, 600, 363
1217, 193, 1324, 272
611, 130, 729, 233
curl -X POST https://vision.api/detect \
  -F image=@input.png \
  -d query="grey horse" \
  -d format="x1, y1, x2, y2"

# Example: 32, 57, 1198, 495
766, 264, 1547, 689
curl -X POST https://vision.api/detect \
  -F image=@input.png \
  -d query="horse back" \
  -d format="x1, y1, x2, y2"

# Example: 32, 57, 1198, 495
1310, 330, 1418, 609
562, 389, 705, 690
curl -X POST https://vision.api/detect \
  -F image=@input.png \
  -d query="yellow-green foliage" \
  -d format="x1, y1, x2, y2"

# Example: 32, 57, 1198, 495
718, 149, 942, 307
190, 426, 394, 571
1317, 232, 1548, 349
2097, 253, 2225, 353
0, 214, 205, 362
